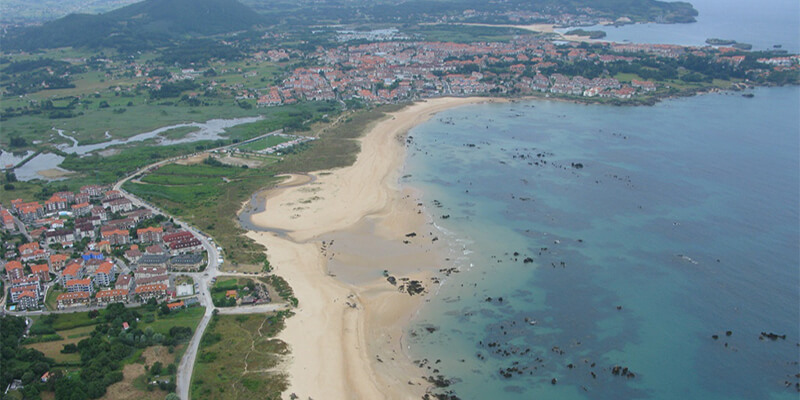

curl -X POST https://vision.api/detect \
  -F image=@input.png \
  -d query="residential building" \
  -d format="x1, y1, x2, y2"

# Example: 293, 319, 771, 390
137, 226, 163, 243
134, 284, 168, 301
93, 261, 116, 286
30, 264, 50, 282
1, 209, 15, 231
136, 266, 167, 278
106, 198, 133, 213
65, 278, 93, 293
115, 274, 134, 291
49, 254, 70, 272
96, 288, 129, 304
136, 275, 170, 287
166, 301, 185, 311
170, 254, 204, 271
61, 262, 84, 286
56, 292, 90, 309
101, 228, 130, 246
45, 229, 75, 246
17, 291, 39, 310
10, 284, 40, 303
137, 254, 169, 268
4, 260, 24, 280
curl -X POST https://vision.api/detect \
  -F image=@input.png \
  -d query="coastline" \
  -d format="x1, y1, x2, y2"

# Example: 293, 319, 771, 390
244, 97, 506, 399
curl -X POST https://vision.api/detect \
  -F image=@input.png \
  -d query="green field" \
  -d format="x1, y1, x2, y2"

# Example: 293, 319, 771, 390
191, 312, 290, 400
237, 135, 295, 152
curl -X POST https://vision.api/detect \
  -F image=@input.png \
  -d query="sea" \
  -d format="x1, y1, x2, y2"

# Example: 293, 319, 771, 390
401, 3, 799, 398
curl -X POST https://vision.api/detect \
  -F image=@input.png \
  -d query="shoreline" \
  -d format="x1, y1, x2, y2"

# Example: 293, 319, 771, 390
244, 97, 506, 399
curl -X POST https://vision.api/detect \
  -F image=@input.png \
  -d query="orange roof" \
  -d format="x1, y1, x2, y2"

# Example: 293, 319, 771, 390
71, 202, 90, 209
18, 290, 37, 299
31, 264, 49, 273
167, 301, 184, 309
96, 288, 128, 298
63, 262, 82, 276
50, 254, 69, 263
130, 245, 139, 251
137, 226, 163, 234
97, 240, 111, 247
101, 229, 128, 238
96, 261, 114, 274
66, 278, 91, 286
226, 290, 237, 298
135, 284, 167, 293
19, 242, 39, 253
5, 260, 23, 271
57, 292, 90, 301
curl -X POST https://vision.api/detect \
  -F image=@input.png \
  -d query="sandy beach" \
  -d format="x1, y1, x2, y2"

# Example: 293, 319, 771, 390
245, 97, 504, 399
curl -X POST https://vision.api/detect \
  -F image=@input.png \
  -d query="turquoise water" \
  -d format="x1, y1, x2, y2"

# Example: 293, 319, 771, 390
402, 86, 799, 399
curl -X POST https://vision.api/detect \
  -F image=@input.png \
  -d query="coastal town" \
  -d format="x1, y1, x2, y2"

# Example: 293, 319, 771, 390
91, 36, 800, 109
1, 184, 210, 312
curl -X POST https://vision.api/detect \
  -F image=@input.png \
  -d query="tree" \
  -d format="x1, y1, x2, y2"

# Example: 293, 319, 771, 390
150, 361, 163, 376
166, 394, 180, 400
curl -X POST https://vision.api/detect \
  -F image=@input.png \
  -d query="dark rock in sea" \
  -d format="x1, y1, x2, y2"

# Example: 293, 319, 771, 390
712, 334, 719, 340
387, 276, 397, 285
523, 257, 534, 264
726, 330, 733, 336
571, 162, 584, 169
425, 326, 438, 333
742, 93, 755, 98
759, 332, 786, 340
441, 215, 450, 219
406, 232, 417, 237
551, 378, 557, 385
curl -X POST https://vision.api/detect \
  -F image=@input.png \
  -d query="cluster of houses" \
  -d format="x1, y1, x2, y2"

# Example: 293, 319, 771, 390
2, 185, 207, 311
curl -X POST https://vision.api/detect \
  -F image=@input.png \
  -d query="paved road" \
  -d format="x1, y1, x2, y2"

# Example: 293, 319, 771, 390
6, 131, 289, 399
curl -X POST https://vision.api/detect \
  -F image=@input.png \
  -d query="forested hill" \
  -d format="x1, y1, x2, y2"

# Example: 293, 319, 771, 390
2, 0, 265, 51
240, 0, 699, 26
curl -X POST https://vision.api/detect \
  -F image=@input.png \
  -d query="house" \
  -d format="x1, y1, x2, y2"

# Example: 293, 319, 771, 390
137, 254, 169, 268
30, 264, 50, 282
124, 208, 152, 223
80, 185, 106, 198
44, 195, 68, 213
137, 226, 163, 243
93, 240, 111, 253
101, 228, 130, 246
49, 254, 70, 272
71, 202, 92, 216
226, 290, 237, 298
136, 266, 167, 278
45, 229, 75, 246
136, 275, 170, 287
61, 262, 84, 286
56, 292, 90, 309
17, 291, 39, 310
106, 198, 133, 213
19, 242, 47, 262
134, 284, 168, 301
166, 301, 185, 311
66, 278, 93, 293
53, 191, 75, 204
91, 206, 108, 220
169, 254, 204, 271
115, 274, 134, 291
125, 248, 143, 263
145, 244, 166, 255
167, 238, 202, 255
4, 260, 24, 280
93, 261, 116, 286
96, 288, 129, 304
103, 190, 123, 201
1, 209, 15, 231
162, 231, 195, 244
19, 203, 44, 222
10, 282, 41, 303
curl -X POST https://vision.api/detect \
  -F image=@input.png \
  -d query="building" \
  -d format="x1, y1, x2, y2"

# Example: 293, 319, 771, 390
137, 254, 169, 268
80, 185, 106, 198
56, 292, 90, 309
125, 248, 143, 263
10, 283, 41, 303
166, 301, 185, 311
137, 226, 163, 243
17, 291, 39, 310
4, 260, 24, 280
136, 266, 167, 278
101, 228, 130, 246
65, 278, 93, 293
115, 274, 134, 291
134, 284, 168, 301
45, 229, 75, 246
1, 209, 15, 231
170, 254, 204, 271
167, 238, 203, 255
106, 198, 133, 213
61, 262, 84, 286
93, 261, 116, 286
96, 288, 129, 304
30, 264, 50, 282
49, 254, 70, 272
71, 202, 92, 216
136, 275, 170, 287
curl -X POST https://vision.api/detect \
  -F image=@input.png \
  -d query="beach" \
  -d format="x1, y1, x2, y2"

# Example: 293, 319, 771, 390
245, 97, 504, 399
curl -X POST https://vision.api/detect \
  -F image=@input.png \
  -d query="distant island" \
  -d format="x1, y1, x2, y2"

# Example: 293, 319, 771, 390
566, 29, 607, 39
706, 38, 753, 50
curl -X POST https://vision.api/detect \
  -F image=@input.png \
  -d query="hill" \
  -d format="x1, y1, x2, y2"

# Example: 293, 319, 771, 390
3, 0, 265, 51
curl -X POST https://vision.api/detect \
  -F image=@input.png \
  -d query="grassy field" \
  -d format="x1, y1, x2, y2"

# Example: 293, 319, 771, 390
191, 312, 291, 400
23, 325, 95, 364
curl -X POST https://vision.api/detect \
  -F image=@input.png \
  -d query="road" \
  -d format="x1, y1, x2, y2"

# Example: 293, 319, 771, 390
4, 130, 289, 399
109, 136, 287, 400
